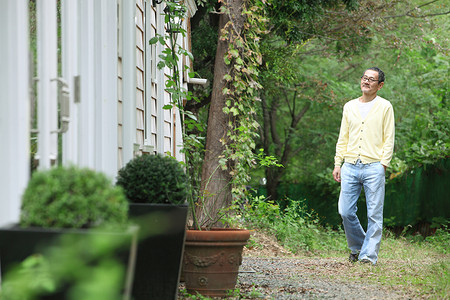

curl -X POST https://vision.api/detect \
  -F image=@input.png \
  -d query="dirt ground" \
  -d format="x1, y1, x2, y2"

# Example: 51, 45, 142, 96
243, 230, 295, 258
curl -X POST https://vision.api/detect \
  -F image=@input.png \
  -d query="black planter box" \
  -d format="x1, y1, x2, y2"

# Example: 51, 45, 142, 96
128, 203, 188, 300
0, 224, 138, 300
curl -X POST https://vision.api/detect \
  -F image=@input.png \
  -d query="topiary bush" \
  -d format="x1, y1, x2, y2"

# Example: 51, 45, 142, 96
20, 166, 128, 229
116, 154, 188, 204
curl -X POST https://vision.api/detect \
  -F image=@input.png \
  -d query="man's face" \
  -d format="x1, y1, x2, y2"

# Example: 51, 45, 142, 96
360, 70, 383, 94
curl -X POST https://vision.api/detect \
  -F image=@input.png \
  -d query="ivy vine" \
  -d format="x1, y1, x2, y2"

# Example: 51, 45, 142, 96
220, 0, 268, 200
148, 0, 204, 221
149, 0, 197, 130
151, 0, 271, 207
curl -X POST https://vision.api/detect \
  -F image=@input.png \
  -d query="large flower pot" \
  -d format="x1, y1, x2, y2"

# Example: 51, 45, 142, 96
0, 224, 138, 300
128, 203, 188, 300
183, 228, 250, 297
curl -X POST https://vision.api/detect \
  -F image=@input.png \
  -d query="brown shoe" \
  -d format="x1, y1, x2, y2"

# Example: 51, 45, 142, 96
349, 253, 359, 263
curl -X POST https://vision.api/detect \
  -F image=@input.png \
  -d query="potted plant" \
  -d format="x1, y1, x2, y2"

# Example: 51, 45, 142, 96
116, 153, 189, 300
182, 227, 250, 297
182, 178, 251, 297
0, 165, 138, 300
146, 0, 264, 296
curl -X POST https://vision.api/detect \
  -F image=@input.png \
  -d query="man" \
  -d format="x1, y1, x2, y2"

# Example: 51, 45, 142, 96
332, 67, 395, 265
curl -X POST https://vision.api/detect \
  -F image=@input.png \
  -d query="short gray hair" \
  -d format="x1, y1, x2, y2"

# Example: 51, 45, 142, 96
365, 67, 385, 83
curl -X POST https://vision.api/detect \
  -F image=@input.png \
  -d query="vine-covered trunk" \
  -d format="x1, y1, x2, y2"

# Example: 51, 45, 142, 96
195, 0, 245, 228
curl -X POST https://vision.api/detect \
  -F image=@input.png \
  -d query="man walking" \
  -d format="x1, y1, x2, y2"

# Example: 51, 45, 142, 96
332, 67, 395, 265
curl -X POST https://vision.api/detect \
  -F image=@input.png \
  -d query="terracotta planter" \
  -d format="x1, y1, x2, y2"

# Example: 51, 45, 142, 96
183, 228, 250, 297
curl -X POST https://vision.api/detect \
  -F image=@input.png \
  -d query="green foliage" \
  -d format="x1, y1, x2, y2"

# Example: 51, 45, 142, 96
0, 227, 136, 300
180, 286, 264, 299
179, 289, 212, 299
20, 166, 128, 229
256, 40, 343, 187
181, 132, 205, 208
149, 1, 196, 116
241, 195, 347, 253
424, 226, 450, 254
252, 1, 449, 234
220, 0, 268, 199
117, 154, 188, 204
0, 255, 55, 299
194, 0, 448, 230
242, 286, 264, 298
384, 37, 449, 174
255, 148, 283, 169
266, 0, 358, 43
149, 0, 203, 212
190, 8, 218, 92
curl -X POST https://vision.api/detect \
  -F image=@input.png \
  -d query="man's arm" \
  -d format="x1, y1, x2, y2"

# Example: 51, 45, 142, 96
380, 104, 395, 168
333, 166, 341, 182
334, 108, 349, 167
333, 106, 348, 182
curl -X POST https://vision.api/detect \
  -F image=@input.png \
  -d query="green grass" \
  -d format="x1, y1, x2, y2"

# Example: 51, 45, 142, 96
239, 196, 450, 299
342, 230, 450, 299
240, 196, 349, 254
246, 226, 449, 299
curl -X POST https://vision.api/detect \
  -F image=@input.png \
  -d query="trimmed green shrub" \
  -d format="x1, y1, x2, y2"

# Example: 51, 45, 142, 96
116, 154, 188, 204
20, 166, 128, 228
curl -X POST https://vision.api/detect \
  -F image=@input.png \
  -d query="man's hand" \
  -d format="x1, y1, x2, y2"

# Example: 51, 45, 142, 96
332, 166, 341, 182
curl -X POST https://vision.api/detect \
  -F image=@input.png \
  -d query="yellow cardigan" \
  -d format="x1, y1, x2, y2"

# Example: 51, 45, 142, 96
334, 96, 395, 167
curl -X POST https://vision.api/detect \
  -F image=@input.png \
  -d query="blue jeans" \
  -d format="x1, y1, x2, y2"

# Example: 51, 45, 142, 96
338, 160, 385, 264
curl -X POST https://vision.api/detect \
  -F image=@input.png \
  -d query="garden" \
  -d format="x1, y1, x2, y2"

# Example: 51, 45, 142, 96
0, 0, 448, 299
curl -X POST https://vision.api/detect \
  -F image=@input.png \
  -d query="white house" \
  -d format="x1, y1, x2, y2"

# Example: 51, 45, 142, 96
0, 0, 198, 227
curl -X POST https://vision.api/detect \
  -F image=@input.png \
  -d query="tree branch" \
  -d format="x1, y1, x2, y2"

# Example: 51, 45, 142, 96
293, 102, 311, 128
184, 94, 211, 112
384, 0, 449, 19
283, 87, 294, 116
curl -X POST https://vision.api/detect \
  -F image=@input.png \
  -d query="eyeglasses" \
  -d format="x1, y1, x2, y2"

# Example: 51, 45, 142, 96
361, 76, 379, 83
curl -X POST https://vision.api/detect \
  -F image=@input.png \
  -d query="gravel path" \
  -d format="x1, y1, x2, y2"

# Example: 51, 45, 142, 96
179, 256, 408, 299
178, 232, 411, 299
237, 256, 406, 299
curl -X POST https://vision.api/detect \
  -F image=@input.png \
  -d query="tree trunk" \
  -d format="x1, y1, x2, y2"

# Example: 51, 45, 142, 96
195, 0, 245, 228
266, 166, 282, 201
261, 88, 311, 201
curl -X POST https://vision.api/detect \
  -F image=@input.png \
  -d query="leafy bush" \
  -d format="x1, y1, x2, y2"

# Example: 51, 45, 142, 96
241, 195, 347, 254
0, 231, 132, 300
424, 226, 450, 254
20, 166, 128, 229
116, 154, 188, 204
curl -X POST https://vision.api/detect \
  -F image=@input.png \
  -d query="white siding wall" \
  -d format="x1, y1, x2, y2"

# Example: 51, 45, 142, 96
145, 3, 158, 152
77, 0, 95, 168
0, 0, 196, 227
121, 0, 137, 166
36, 0, 58, 169
60, 0, 118, 179
136, 0, 146, 151
61, 0, 79, 166
94, 0, 118, 177
117, 0, 124, 168
0, 0, 30, 226
119, 0, 189, 166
